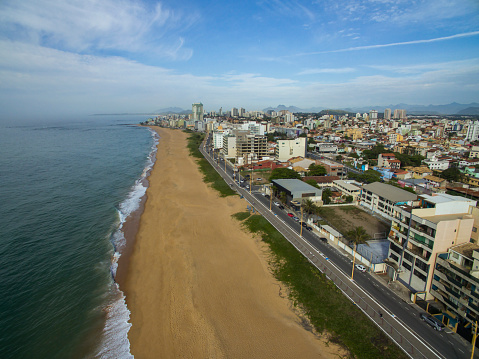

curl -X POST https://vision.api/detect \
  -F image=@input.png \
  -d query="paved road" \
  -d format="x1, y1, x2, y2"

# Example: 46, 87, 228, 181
201, 138, 477, 359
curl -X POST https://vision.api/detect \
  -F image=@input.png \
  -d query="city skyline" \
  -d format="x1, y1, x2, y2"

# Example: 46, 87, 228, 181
0, 0, 478, 121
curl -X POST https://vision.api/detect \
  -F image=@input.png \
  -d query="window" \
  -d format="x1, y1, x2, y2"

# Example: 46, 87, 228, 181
473, 227, 477, 233
404, 252, 413, 262
390, 253, 399, 262
415, 258, 429, 272
414, 269, 427, 281
403, 262, 411, 271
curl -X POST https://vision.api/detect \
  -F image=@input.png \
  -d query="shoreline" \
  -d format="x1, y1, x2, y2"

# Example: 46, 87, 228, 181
122, 127, 344, 358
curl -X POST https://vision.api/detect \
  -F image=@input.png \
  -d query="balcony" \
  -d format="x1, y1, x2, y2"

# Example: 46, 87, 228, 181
409, 232, 434, 249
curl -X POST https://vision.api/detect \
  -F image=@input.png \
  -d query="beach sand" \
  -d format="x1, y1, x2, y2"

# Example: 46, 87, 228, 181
124, 127, 346, 358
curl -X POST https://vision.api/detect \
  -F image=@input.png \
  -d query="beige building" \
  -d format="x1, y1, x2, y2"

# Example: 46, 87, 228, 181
386, 193, 477, 299
275, 138, 307, 162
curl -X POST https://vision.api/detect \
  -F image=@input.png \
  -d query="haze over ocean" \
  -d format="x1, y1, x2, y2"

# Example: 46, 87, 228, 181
0, 116, 155, 358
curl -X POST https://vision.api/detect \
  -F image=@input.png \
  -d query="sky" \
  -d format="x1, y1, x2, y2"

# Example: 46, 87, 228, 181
0, 0, 478, 119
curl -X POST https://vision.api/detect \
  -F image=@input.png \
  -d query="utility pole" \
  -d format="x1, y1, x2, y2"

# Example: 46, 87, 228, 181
270, 186, 273, 211
351, 243, 357, 280
472, 321, 478, 359
300, 206, 304, 237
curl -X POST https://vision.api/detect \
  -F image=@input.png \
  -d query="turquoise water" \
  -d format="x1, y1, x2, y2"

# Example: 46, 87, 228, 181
0, 117, 156, 358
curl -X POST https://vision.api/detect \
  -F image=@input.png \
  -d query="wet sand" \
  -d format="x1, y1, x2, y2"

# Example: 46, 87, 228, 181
124, 127, 346, 358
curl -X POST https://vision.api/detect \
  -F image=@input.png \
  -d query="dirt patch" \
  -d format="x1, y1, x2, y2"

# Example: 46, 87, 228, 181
319, 206, 390, 239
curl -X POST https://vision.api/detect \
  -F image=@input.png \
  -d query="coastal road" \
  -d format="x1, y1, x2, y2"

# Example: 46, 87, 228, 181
200, 139, 477, 359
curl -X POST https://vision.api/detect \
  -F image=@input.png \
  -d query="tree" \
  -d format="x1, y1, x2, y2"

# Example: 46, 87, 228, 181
362, 143, 387, 160
305, 179, 320, 188
346, 226, 370, 246
440, 167, 463, 182
269, 167, 301, 181
349, 152, 359, 159
307, 163, 327, 176
302, 199, 316, 222
344, 195, 354, 203
322, 188, 332, 204
335, 155, 343, 161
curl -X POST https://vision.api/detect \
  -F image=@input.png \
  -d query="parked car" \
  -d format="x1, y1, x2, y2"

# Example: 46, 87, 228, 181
355, 264, 366, 272
287, 213, 294, 218
274, 202, 280, 206
301, 222, 307, 227
256, 177, 262, 181
278, 205, 284, 210
293, 216, 300, 222
420, 313, 445, 331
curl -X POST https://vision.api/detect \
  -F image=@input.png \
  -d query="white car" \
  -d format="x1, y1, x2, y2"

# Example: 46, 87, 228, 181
274, 202, 280, 206
355, 264, 366, 272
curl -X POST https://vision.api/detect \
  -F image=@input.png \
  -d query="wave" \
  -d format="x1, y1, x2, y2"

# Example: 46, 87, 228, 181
95, 128, 158, 359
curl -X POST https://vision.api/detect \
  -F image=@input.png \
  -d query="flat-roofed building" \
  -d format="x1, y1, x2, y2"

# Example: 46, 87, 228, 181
275, 138, 307, 162
386, 193, 477, 298
360, 182, 417, 221
333, 180, 361, 200
319, 159, 346, 177
431, 243, 479, 331
272, 179, 323, 205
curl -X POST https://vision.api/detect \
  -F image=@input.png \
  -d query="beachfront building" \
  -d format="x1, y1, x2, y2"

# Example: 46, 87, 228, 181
275, 138, 307, 162
386, 193, 477, 298
192, 103, 204, 121
230, 130, 268, 164
360, 182, 417, 222
222, 134, 237, 159
431, 243, 479, 332
272, 179, 323, 205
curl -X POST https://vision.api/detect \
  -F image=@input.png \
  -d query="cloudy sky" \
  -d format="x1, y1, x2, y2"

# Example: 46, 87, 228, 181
0, 0, 478, 119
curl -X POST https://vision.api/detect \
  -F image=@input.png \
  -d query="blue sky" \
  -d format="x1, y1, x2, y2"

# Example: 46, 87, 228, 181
0, 0, 478, 119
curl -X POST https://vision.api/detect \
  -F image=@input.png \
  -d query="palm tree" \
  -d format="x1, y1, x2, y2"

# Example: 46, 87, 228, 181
346, 226, 370, 247
302, 199, 316, 223
347, 226, 370, 279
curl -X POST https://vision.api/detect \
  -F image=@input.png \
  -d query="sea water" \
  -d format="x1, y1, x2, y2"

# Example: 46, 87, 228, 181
0, 116, 156, 358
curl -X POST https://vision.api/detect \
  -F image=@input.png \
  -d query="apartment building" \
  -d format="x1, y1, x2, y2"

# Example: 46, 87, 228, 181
360, 182, 417, 221
386, 193, 476, 298
431, 243, 479, 330
275, 138, 307, 162
333, 180, 361, 200
319, 159, 346, 177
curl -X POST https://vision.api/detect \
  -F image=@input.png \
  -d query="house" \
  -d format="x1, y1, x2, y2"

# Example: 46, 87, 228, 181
423, 175, 447, 189
302, 176, 340, 187
378, 153, 401, 169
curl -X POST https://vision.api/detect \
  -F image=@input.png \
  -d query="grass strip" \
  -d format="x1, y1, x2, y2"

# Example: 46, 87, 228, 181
185, 131, 236, 197
236, 213, 408, 359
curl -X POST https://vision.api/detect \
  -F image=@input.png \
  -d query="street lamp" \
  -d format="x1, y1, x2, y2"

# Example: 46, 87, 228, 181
351, 243, 357, 280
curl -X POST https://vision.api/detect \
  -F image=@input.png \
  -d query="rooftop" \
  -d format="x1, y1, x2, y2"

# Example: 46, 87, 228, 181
362, 182, 418, 203
449, 242, 479, 259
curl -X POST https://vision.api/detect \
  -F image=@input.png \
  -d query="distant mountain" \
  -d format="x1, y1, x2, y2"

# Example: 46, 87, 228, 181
345, 102, 479, 115
457, 107, 479, 115
153, 107, 186, 114
263, 105, 304, 113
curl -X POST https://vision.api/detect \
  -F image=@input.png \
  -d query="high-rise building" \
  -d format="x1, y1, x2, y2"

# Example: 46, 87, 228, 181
239, 108, 245, 117
231, 107, 239, 117
393, 109, 406, 120
384, 108, 391, 120
466, 122, 479, 142
192, 103, 204, 121
369, 110, 378, 120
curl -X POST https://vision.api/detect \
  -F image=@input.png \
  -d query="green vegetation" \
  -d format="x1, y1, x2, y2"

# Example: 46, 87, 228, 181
234, 213, 407, 359
232, 211, 251, 221
348, 169, 382, 184
346, 226, 370, 245
186, 132, 236, 197
307, 163, 327, 176
322, 188, 332, 204
269, 167, 301, 181
440, 167, 463, 182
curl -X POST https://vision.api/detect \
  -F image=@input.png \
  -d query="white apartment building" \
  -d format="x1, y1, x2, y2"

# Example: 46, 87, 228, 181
423, 157, 450, 171
275, 138, 307, 162
466, 122, 479, 142
192, 103, 204, 121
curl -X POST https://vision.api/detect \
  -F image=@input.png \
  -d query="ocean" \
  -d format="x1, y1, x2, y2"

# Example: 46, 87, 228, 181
0, 116, 157, 359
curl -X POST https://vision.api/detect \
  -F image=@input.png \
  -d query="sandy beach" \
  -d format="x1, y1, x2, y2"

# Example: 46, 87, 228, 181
123, 127, 345, 358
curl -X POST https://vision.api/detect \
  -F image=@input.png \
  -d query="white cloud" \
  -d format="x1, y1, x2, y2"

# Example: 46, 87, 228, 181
298, 67, 355, 75
0, 0, 198, 60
